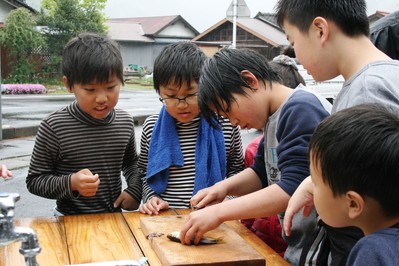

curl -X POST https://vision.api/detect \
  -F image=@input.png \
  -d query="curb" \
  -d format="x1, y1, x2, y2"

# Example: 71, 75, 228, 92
1, 114, 151, 140
2, 126, 39, 140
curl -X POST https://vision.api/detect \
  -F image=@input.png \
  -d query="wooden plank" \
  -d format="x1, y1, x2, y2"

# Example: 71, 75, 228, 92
123, 210, 177, 266
175, 209, 290, 266
0, 216, 68, 266
64, 213, 144, 264
0, 243, 24, 266
225, 220, 290, 266
140, 214, 265, 266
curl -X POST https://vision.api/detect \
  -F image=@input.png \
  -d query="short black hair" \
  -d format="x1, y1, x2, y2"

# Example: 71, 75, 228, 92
153, 41, 207, 93
309, 103, 399, 217
198, 48, 280, 125
275, 0, 369, 37
62, 32, 124, 88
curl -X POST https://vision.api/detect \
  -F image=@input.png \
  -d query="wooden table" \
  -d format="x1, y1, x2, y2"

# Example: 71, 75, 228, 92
0, 209, 289, 266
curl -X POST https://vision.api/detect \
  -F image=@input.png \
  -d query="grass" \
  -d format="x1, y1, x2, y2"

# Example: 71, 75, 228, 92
46, 85, 69, 94
123, 83, 154, 90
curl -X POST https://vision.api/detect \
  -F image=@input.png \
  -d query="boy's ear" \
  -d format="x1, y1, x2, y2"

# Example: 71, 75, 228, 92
240, 70, 258, 89
346, 191, 364, 220
312, 17, 330, 46
63, 76, 73, 93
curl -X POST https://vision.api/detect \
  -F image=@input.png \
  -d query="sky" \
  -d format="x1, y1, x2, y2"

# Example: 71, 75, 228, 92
104, 0, 399, 33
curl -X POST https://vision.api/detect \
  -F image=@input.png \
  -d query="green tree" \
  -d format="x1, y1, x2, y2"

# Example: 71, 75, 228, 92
0, 8, 45, 83
38, 0, 108, 74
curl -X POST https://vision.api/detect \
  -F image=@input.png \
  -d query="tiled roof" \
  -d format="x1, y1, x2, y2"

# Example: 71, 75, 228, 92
237, 17, 289, 46
105, 22, 154, 42
254, 12, 280, 30
4, 0, 36, 13
108, 15, 198, 36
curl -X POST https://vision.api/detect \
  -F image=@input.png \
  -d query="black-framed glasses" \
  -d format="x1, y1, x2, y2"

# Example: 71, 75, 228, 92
159, 93, 198, 106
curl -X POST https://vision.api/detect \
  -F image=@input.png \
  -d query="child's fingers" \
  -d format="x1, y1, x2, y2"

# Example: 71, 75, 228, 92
113, 196, 123, 208
283, 214, 293, 236
141, 203, 156, 215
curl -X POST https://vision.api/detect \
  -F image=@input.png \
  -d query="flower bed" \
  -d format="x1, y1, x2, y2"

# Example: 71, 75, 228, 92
1, 84, 46, 94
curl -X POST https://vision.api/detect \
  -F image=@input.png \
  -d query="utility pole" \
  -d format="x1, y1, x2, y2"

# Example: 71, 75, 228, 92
232, 0, 237, 49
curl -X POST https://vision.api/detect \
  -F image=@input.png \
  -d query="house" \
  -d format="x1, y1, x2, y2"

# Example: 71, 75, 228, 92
0, 0, 36, 25
191, 0, 289, 59
107, 15, 199, 71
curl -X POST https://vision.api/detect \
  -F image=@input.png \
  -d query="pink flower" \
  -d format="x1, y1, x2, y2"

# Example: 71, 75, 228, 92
1, 84, 46, 95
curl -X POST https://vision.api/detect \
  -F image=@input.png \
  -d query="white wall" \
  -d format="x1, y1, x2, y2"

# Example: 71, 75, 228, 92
0, 2, 14, 23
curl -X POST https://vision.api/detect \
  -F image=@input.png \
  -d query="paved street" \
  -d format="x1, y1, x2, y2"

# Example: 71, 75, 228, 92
1, 88, 163, 137
0, 89, 262, 218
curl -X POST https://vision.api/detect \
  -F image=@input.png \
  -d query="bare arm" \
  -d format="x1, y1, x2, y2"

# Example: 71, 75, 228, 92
181, 183, 290, 245
190, 167, 263, 209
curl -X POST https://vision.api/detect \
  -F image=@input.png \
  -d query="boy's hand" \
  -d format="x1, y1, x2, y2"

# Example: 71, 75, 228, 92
180, 206, 222, 245
70, 169, 100, 197
1, 164, 13, 179
190, 183, 227, 210
114, 191, 140, 210
283, 176, 315, 236
139, 197, 169, 215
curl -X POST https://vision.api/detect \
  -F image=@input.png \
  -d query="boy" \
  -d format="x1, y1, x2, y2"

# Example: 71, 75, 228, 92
275, 0, 399, 264
179, 48, 331, 265
26, 33, 141, 215
309, 103, 399, 265
242, 54, 306, 256
138, 42, 244, 214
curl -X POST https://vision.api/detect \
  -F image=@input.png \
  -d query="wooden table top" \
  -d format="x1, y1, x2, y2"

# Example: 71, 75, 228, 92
0, 209, 289, 266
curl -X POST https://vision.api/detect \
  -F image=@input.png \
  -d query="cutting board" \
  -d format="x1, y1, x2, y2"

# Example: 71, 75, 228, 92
140, 215, 265, 266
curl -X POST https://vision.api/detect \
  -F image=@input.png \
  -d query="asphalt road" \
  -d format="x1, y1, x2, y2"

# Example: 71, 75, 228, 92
1, 88, 163, 130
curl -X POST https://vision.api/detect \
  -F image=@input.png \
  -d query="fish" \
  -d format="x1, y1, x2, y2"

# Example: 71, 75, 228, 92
167, 231, 224, 245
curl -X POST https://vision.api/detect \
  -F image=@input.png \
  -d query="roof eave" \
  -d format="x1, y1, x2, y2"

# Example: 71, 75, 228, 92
4, 0, 37, 13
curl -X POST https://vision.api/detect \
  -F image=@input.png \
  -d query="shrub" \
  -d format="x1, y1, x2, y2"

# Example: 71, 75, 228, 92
140, 75, 154, 86
1, 84, 46, 94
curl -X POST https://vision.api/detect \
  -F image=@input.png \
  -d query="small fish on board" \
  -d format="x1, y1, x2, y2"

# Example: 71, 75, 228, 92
167, 231, 224, 245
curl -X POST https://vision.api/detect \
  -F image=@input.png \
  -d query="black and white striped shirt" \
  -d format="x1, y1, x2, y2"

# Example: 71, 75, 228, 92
26, 101, 141, 215
138, 115, 244, 208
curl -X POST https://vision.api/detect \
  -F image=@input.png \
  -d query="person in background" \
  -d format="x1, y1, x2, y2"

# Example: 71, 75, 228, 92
179, 48, 331, 265
1, 164, 12, 179
282, 45, 296, 58
241, 54, 306, 256
308, 103, 399, 266
275, 0, 399, 264
138, 42, 244, 214
26, 33, 141, 215
370, 10, 399, 60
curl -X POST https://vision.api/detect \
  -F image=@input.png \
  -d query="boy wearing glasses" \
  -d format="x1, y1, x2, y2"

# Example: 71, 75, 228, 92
138, 42, 244, 214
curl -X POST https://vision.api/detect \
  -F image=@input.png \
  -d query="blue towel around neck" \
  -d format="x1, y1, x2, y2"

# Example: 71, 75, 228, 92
146, 106, 226, 195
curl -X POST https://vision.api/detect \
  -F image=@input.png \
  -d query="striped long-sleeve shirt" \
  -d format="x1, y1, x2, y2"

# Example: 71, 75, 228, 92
26, 101, 141, 215
138, 115, 245, 208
